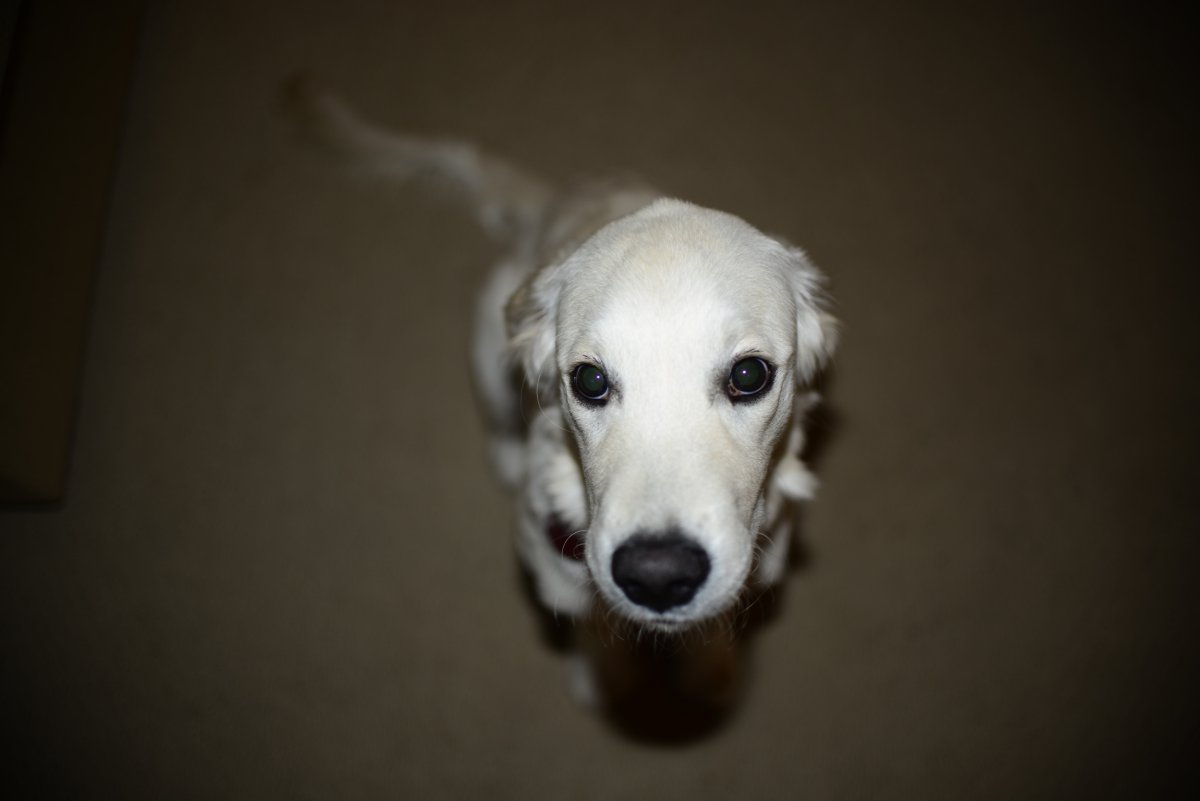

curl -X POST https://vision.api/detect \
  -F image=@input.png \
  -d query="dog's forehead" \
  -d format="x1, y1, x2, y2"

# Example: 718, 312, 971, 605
558, 201, 795, 357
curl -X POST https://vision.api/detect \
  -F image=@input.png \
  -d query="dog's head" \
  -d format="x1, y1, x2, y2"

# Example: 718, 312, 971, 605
509, 200, 836, 629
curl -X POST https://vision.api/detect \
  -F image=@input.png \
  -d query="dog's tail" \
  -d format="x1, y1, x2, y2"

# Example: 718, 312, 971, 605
284, 75, 553, 240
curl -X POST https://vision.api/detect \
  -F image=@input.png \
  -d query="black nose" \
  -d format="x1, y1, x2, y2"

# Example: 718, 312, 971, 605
611, 533, 711, 613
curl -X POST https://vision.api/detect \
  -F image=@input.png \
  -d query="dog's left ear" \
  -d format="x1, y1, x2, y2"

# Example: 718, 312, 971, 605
505, 260, 566, 395
785, 245, 839, 383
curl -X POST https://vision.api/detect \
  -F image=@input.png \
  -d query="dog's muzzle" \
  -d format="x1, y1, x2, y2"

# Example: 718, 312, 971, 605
610, 532, 711, 613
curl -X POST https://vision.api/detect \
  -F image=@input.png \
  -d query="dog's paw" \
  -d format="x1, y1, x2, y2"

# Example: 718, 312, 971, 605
773, 454, 818, 501
488, 435, 525, 490
569, 652, 600, 708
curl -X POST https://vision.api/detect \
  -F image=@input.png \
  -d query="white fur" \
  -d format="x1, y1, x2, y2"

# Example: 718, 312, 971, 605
289, 80, 836, 631
507, 201, 835, 628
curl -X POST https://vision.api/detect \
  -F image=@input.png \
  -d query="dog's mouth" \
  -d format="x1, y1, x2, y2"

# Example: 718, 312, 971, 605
546, 515, 586, 562
637, 615, 695, 633
597, 600, 720, 634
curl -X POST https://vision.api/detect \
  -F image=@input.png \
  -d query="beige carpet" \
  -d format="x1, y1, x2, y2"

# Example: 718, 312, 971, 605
2, 2, 1196, 798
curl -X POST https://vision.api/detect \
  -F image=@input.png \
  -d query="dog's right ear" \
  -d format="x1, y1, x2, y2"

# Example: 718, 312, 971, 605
505, 262, 565, 395
785, 245, 839, 384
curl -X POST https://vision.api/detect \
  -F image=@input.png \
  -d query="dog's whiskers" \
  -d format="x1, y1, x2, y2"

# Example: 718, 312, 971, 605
526, 366, 571, 436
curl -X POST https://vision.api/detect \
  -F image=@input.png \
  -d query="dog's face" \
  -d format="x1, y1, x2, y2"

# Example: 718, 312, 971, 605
510, 200, 835, 629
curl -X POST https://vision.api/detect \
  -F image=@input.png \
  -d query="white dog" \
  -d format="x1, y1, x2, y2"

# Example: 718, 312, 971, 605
290, 80, 837, 639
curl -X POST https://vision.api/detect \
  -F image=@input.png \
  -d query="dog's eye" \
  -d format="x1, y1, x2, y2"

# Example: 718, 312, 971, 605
571, 363, 610, 404
727, 357, 773, 402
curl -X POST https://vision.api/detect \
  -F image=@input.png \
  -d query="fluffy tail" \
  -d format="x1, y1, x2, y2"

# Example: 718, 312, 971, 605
284, 75, 552, 240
